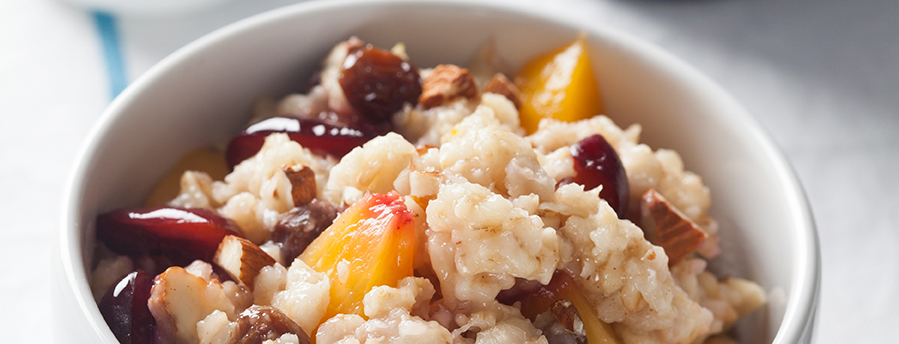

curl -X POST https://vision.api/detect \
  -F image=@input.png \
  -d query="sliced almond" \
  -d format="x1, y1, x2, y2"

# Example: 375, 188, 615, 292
482, 73, 522, 109
419, 64, 478, 109
214, 235, 276, 290
640, 189, 708, 266
283, 164, 317, 206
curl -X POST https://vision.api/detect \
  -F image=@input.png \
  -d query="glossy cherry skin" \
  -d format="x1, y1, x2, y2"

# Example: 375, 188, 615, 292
96, 207, 243, 266
225, 117, 373, 169
98, 270, 155, 344
570, 134, 629, 217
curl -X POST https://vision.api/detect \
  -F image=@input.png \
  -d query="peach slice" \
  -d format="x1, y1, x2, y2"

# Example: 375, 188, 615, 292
518, 271, 621, 344
299, 192, 415, 319
515, 34, 603, 134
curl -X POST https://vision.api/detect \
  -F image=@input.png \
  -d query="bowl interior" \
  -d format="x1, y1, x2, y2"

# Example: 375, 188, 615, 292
59, 1, 818, 343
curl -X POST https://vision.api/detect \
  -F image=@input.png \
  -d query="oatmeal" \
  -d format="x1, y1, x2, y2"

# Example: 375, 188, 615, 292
91, 36, 765, 344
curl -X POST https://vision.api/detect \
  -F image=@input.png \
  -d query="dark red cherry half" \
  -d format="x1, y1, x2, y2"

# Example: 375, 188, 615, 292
96, 207, 243, 266
225, 117, 373, 169
98, 270, 155, 344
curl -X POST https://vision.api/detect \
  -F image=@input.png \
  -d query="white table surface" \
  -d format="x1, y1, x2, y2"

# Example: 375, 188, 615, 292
2, 0, 896, 342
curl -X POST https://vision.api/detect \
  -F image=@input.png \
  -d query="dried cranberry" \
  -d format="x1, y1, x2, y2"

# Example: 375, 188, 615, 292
570, 134, 629, 217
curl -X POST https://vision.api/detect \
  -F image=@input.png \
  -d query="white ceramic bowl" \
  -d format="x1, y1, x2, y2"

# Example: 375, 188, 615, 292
54, 0, 820, 342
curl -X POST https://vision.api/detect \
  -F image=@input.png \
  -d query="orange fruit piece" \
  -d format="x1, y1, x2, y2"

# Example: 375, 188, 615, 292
299, 192, 416, 319
518, 271, 621, 344
144, 146, 229, 207
515, 35, 603, 134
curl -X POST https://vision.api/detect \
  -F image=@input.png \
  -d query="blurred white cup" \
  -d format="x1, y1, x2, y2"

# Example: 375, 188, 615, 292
59, 0, 234, 15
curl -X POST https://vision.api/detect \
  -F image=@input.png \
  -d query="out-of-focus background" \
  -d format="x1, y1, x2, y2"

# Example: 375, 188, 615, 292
1, 0, 896, 342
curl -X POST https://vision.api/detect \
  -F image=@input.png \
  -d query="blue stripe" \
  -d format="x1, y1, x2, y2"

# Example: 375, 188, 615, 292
92, 11, 128, 100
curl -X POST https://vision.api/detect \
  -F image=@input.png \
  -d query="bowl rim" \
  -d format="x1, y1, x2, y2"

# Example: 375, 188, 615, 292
58, 0, 820, 342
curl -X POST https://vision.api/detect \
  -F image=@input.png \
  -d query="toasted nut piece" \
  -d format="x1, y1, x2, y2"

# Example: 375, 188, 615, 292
233, 306, 311, 344
215, 235, 277, 290
549, 299, 588, 344
283, 165, 316, 206
640, 189, 708, 266
149, 266, 236, 344
482, 73, 522, 109
419, 64, 478, 109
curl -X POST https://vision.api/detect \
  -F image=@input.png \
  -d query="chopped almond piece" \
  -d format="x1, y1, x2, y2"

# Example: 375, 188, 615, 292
283, 165, 316, 206
214, 235, 276, 290
482, 73, 522, 109
640, 189, 708, 266
148, 266, 236, 344
419, 64, 478, 109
